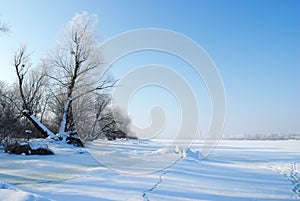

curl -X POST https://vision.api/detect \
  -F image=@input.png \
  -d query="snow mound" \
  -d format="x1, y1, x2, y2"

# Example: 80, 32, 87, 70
0, 189, 50, 201
182, 148, 202, 160
1, 181, 50, 201
29, 139, 49, 150
1, 181, 15, 190
154, 145, 183, 155
153, 146, 202, 160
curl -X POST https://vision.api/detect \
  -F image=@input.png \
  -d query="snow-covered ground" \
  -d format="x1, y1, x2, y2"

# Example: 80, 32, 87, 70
0, 140, 299, 201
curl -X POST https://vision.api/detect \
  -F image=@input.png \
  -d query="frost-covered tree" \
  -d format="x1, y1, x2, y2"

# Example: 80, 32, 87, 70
78, 92, 135, 141
47, 12, 134, 141
5, 12, 134, 147
100, 106, 134, 140
48, 11, 103, 140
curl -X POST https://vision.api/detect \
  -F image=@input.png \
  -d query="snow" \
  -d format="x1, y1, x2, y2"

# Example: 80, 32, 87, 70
22, 110, 30, 114
182, 147, 202, 160
1, 181, 15, 190
0, 140, 299, 200
0, 189, 50, 201
0, 181, 49, 201
19, 142, 29, 146
28, 139, 50, 150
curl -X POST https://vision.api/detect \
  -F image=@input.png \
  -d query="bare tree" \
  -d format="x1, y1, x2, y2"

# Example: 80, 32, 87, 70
13, 45, 55, 138
13, 45, 31, 110
0, 81, 22, 143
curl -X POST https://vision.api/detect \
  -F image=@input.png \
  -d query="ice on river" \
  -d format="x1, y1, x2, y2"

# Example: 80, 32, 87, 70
0, 140, 299, 200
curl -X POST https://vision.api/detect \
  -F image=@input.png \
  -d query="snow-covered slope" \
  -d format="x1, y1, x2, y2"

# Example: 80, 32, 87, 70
0, 181, 50, 201
0, 140, 299, 200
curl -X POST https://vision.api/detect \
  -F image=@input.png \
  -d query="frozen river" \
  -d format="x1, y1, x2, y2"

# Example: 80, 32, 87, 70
0, 140, 299, 200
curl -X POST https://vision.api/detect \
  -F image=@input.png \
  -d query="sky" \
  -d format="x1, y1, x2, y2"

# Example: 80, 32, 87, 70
0, 0, 299, 137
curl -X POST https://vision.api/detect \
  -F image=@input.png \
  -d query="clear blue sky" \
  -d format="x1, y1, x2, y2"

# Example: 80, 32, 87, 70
0, 0, 299, 136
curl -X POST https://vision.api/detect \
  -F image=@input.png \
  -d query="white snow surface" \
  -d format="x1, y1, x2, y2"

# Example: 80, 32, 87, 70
0, 140, 299, 201
29, 139, 50, 150
0, 181, 49, 201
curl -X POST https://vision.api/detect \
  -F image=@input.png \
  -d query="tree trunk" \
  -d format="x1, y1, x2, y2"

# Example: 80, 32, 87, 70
23, 109, 83, 147
22, 109, 56, 139
59, 97, 76, 138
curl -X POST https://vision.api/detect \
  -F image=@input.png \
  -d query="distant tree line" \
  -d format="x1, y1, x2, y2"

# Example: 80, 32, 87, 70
225, 133, 300, 140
